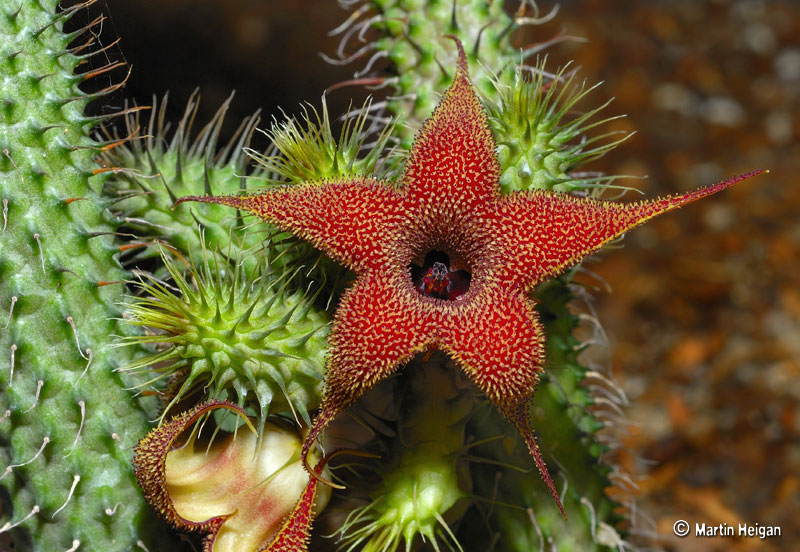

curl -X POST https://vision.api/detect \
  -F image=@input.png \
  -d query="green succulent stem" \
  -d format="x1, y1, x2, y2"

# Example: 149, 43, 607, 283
0, 1, 172, 550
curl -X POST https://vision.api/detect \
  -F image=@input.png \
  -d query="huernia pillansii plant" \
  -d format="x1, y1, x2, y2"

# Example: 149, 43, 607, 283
178, 32, 763, 533
0, 1, 767, 551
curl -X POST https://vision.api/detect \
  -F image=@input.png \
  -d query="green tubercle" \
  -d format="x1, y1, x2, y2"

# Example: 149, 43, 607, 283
121, 241, 331, 430
0, 1, 171, 550
486, 62, 632, 194
250, 96, 400, 184
101, 93, 267, 271
337, 359, 471, 552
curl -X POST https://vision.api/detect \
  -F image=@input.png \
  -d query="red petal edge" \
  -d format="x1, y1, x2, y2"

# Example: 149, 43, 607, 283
134, 399, 331, 552
260, 455, 331, 552
132, 400, 255, 549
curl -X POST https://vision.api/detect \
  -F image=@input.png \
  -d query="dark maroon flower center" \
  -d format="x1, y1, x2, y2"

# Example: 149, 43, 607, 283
410, 251, 471, 300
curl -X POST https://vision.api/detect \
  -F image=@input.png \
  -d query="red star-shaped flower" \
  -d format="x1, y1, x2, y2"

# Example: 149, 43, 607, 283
177, 39, 762, 517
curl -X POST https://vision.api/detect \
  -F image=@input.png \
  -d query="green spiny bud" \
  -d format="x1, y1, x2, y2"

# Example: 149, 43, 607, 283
103, 94, 353, 299
485, 62, 633, 194
336, 359, 471, 552
121, 240, 330, 430
249, 97, 400, 184
101, 93, 267, 270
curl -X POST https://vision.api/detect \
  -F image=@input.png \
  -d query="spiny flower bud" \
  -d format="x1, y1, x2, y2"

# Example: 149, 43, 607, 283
121, 243, 330, 429
485, 61, 632, 194
336, 360, 471, 552
248, 97, 399, 185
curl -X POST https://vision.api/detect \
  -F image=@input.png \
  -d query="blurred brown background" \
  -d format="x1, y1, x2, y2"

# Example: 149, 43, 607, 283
549, 3, 799, 551
86, 0, 799, 550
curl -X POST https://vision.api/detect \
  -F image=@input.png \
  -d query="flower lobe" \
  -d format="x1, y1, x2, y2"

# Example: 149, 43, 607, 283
176, 37, 765, 521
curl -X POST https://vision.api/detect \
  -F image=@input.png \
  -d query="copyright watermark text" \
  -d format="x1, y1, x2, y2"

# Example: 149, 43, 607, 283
672, 520, 782, 539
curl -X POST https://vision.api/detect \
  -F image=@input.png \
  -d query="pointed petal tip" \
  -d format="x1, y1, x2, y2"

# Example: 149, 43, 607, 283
172, 195, 207, 209
173, 193, 249, 211
261, 453, 333, 552
508, 402, 567, 520
710, 168, 767, 191
301, 409, 346, 490
667, 168, 767, 209
443, 34, 469, 78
